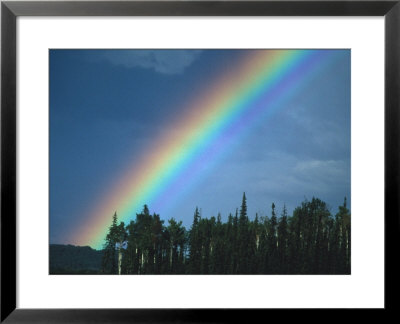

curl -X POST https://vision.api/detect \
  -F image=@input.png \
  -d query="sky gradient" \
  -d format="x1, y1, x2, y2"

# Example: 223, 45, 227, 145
50, 49, 350, 250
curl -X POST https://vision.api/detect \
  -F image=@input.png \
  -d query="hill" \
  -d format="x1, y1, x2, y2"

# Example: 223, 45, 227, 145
49, 244, 104, 274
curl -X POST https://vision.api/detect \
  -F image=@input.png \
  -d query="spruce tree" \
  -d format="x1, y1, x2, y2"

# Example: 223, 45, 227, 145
102, 212, 125, 274
188, 207, 201, 273
277, 205, 288, 273
238, 193, 249, 273
267, 203, 278, 273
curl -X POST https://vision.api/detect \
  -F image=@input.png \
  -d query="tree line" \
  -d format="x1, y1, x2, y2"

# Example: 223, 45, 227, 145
101, 194, 350, 274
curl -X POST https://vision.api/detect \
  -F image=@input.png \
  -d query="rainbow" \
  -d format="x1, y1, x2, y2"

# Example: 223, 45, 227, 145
72, 49, 335, 249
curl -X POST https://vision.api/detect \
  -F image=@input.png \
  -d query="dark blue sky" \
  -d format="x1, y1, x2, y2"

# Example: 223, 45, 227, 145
50, 49, 350, 245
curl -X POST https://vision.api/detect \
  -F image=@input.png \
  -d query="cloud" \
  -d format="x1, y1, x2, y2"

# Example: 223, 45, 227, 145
282, 103, 350, 160
101, 50, 202, 74
294, 159, 347, 175
292, 158, 350, 194
214, 150, 349, 200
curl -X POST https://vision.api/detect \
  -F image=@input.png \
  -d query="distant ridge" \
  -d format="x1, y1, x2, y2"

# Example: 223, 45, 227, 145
50, 244, 104, 274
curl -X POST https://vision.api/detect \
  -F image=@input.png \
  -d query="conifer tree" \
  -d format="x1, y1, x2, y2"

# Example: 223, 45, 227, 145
151, 213, 164, 274
267, 203, 278, 273
277, 204, 288, 273
102, 212, 125, 274
211, 213, 225, 274
232, 209, 239, 273
334, 197, 351, 273
258, 215, 269, 273
238, 192, 249, 273
225, 213, 235, 273
188, 207, 201, 273
248, 214, 258, 272
166, 218, 185, 274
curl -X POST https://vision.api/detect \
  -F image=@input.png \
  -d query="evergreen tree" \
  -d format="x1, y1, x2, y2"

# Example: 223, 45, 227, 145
124, 220, 138, 274
151, 213, 164, 274
188, 207, 202, 273
334, 197, 351, 273
165, 218, 185, 274
211, 213, 225, 274
231, 209, 239, 273
237, 193, 249, 273
102, 212, 125, 274
277, 205, 288, 273
258, 215, 269, 273
134, 205, 153, 273
248, 214, 259, 273
225, 213, 235, 274
267, 203, 278, 273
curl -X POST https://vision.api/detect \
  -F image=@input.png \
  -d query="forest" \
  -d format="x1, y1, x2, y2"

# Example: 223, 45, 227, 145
101, 194, 350, 275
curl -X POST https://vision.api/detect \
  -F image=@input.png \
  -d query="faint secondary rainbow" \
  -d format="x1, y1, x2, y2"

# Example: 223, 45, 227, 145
73, 49, 332, 249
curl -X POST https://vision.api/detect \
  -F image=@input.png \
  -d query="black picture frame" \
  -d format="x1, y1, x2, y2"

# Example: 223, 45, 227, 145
1, 0, 399, 322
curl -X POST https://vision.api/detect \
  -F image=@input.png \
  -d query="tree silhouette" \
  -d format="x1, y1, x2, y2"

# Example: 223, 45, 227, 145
100, 195, 350, 275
